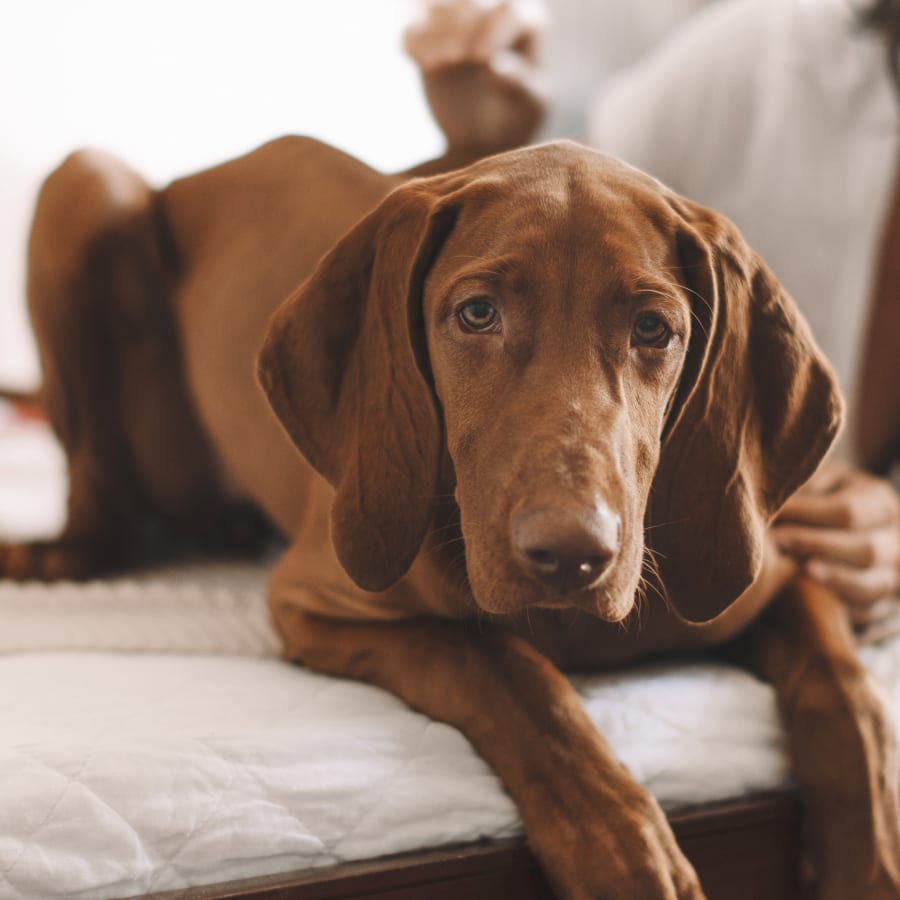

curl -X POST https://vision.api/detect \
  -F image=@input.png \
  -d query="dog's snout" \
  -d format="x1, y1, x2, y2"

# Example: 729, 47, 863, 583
512, 504, 620, 593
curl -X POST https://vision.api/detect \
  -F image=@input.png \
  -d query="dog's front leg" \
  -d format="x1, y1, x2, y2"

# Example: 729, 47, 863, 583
725, 577, 900, 899
273, 601, 705, 900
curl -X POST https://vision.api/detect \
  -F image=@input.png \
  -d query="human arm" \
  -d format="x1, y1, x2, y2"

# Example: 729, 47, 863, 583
587, 0, 772, 202
404, 0, 547, 160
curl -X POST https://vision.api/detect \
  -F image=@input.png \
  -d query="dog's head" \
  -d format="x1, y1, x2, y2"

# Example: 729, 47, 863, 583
258, 142, 841, 624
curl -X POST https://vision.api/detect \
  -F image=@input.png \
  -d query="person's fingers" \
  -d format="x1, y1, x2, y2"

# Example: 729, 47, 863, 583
776, 467, 900, 619
405, 1, 475, 70
846, 596, 899, 628
798, 458, 851, 495
773, 523, 900, 569
853, 598, 900, 641
405, 0, 545, 72
778, 476, 900, 530
470, 5, 522, 62
469, 0, 546, 64
777, 491, 859, 527
805, 558, 900, 606
484, 48, 548, 99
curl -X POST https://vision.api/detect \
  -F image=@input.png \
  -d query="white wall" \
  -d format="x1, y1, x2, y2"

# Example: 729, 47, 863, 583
0, 0, 443, 389
0, 0, 721, 391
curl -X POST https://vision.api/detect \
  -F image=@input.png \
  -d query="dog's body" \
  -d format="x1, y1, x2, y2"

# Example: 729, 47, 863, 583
5, 137, 900, 897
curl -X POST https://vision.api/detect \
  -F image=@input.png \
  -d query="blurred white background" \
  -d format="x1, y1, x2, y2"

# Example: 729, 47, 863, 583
0, 0, 442, 389
0, 0, 715, 391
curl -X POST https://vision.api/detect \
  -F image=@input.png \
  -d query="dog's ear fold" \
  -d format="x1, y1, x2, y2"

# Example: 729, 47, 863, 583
258, 182, 458, 592
650, 203, 843, 623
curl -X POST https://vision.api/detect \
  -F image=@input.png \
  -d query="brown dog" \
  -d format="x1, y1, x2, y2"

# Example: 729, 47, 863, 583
4, 138, 900, 898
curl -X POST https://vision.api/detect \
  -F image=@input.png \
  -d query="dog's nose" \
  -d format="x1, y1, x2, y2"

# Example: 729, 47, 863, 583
512, 504, 620, 593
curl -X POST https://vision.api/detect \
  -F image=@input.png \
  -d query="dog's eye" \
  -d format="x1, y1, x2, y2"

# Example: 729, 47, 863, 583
632, 314, 671, 348
458, 300, 501, 334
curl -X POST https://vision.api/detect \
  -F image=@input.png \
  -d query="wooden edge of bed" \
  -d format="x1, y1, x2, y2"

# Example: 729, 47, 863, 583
139, 788, 813, 900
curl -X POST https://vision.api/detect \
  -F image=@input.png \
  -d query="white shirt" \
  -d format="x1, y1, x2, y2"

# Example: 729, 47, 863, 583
588, 0, 899, 459
538, 0, 719, 139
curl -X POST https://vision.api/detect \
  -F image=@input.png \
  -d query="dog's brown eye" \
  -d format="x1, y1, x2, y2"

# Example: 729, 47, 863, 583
458, 300, 500, 334
632, 314, 671, 348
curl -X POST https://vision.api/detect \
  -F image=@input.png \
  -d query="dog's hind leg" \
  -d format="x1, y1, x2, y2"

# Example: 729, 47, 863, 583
724, 577, 900, 899
0, 149, 230, 580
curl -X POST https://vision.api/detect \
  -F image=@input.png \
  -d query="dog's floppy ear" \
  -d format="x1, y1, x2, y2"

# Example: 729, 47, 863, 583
258, 180, 459, 592
649, 202, 843, 623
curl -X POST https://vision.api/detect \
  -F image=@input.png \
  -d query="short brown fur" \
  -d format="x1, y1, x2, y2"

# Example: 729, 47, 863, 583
5, 138, 898, 898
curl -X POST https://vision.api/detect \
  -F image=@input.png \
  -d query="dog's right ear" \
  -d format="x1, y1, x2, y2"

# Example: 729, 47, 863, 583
258, 181, 459, 593
648, 201, 842, 624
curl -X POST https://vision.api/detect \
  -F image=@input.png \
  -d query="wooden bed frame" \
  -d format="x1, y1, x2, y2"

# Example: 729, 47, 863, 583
141, 789, 815, 900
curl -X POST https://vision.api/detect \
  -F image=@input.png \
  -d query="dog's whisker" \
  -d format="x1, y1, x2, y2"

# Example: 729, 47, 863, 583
639, 546, 672, 612
565, 607, 583, 630
641, 544, 667, 564
643, 514, 691, 534
642, 521, 669, 534
437, 532, 466, 548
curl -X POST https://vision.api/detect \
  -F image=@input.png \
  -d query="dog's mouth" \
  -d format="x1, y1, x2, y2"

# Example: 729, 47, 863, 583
460, 516, 640, 621
451, 476, 641, 620
533, 580, 635, 620
472, 568, 637, 621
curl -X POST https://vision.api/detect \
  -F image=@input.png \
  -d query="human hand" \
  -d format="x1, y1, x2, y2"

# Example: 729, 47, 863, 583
773, 460, 900, 628
405, 0, 545, 74
404, 0, 548, 155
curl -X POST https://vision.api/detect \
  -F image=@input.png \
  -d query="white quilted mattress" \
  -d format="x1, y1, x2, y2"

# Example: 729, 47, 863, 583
4, 403, 900, 900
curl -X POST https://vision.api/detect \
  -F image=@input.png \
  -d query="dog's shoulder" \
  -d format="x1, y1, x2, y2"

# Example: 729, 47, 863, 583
160, 135, 398, 273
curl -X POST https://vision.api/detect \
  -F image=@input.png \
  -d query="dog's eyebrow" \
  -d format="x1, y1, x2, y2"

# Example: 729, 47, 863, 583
443, 255, 522, 289
629, 280, 685, 304
630, 280, 687, 304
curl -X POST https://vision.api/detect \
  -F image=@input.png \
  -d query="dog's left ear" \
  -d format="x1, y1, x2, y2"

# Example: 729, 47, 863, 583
649, 201, 843, 623
258, 180, 459, 592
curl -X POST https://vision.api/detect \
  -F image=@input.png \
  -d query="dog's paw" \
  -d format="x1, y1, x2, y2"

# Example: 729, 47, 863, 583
818, 823, 900, 900
867, 876, 900, 900
819, 870, 900, 900
0, 539, 107, 581
808, 674, 900, 900
537, 788, 706, 900
861, 824, 900, 900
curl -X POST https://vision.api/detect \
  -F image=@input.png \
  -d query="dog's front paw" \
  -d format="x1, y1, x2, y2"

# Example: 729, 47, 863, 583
852, 815, 900, 900
535, 786, 706, 900
866, 872, 900, 900
817, 868, 900, 900
816, 827, 900, 900
799, 673, 900, 900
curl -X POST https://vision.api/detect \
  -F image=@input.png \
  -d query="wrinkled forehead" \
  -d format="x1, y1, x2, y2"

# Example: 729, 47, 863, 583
428, 153, 683, 295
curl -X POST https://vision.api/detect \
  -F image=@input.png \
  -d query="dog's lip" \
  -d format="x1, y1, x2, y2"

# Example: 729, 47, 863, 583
543, 580, 633, 619
527, 576, 623, 612
530, 596, 576, 610
588, 587, 635, 622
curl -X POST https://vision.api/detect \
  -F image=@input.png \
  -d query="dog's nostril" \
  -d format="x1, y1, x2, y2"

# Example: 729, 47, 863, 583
579, 557, 606, 576
512, 504, 620, 593
526, 549, 559, 573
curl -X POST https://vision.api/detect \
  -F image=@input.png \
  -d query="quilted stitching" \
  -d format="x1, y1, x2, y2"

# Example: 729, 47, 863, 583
2, 405, 900, 899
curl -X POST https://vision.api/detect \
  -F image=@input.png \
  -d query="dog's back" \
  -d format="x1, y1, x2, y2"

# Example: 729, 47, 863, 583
159, 137, 398, 534
8, 138, 900, 898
